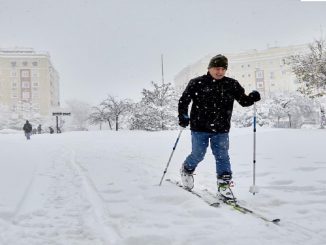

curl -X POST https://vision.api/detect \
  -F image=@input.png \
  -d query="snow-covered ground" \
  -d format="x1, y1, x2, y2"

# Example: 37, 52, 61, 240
0, 128, 325, 245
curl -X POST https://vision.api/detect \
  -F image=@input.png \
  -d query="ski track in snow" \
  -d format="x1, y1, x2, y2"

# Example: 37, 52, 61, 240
0, 142, 119, 245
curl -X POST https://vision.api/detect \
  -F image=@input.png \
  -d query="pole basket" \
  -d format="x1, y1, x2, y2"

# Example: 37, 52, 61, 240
249, 185, 260, 195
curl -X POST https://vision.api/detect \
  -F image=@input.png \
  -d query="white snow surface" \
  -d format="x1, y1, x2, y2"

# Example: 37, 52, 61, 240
0, 128, 325, 245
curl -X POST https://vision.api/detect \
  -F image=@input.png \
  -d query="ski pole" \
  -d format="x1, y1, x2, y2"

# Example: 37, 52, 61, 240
249, 102, 259, 195
159, 127, 184, 186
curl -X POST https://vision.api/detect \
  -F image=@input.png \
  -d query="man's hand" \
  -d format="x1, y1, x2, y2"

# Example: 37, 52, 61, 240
249, 90, 261, 102
178, 114, 190, 128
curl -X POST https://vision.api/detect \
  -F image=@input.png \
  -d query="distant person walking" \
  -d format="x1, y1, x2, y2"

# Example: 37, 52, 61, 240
49, 127, 54, 134
23, 120, 33, 140
37, 124, 42, 134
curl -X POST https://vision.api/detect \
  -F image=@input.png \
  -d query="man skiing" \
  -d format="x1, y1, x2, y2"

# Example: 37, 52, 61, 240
178, 54, 261, 197
23, 120, 33, 140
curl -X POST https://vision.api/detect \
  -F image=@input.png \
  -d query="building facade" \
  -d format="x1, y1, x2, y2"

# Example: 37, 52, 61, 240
174, 44, 308, 98
0, 48, 60, 117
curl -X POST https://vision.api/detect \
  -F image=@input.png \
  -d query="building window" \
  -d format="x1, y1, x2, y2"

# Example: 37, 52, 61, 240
22, 92, 30, 99
33, 103, 40, 110
32, 82, 39, 87
270, 72, 275, 79
22, 103, 30, 110
255, 70, 264, 78
11, 93, 18, 98
10, 71, 17, 77
22, 61, 28, 66
21, 70, 30, 77
32, 92, 39, 98
22, 81, 30, 88
11, 61, 17, 67
32, 61, 38, 67
32, 71, 39, 77
257, 82, 264, 88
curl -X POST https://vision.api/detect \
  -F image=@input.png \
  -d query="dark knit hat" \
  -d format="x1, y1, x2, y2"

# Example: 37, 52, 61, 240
208, 54, 228, 69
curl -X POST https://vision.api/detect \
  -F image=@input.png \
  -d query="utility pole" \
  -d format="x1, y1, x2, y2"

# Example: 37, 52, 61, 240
161, 54, 165, 84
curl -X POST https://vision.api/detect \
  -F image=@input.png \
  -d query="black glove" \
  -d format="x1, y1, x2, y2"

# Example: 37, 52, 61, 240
249, 90, 261, 102
178, 114, 190, 128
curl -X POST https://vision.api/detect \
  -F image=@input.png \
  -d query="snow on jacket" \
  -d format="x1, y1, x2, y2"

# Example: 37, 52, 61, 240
178, 72, 255, 133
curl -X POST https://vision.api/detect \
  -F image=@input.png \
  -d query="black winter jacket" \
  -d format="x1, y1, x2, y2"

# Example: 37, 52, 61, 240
178, 73, 255, 133
23, 123, 32, 133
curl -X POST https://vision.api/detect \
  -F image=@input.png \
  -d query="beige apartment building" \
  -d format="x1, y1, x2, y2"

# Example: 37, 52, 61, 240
0, 48, 60, 117
175, 44, 308, 98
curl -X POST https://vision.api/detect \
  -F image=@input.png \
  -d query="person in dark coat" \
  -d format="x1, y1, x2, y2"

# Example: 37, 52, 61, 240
178, 54, 261, 194
37, 124, 42, 134
23, 120, 33, 140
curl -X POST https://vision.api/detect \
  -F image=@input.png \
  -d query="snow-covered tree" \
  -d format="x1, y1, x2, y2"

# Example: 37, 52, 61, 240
130, 81, 178, 131
0, 104, 10, 129
287, 38, 326, 128
65, 100, 91, 131
232, 101, 272, 128
232, 92, 318, 128
88, 104, 112, 130
268, 97, 288, 127
288, 38, 326, 97
232, 105, 253, 128
101, 95, 130, 131
1, 102, 44, 130
268, 93, 316, 128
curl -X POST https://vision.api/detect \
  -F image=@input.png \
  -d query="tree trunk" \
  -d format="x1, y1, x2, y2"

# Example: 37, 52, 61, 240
115, 116, 119, 131
107, 119, 112, 130
320, 105, 325, 129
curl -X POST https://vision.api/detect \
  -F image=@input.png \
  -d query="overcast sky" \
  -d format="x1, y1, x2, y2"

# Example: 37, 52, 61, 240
1, 0, 326, 105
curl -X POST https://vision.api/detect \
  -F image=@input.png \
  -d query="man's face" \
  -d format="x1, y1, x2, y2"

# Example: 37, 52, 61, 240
208, 67, 226, 80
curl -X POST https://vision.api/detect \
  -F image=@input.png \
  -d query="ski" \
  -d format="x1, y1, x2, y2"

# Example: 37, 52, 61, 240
166, 178, 280, 225
165, 179, 220, 207
203, 189, 281, 224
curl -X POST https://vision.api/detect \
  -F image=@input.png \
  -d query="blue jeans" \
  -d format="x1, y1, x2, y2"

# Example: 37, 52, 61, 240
184, 131, 232, 177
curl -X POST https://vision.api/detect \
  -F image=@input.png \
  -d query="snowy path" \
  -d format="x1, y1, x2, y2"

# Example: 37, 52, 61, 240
0, 136, 118, 245
1, 129, 326, 244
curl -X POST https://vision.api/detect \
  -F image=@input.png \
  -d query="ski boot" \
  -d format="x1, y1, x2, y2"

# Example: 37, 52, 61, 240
180, 164, 194, 190
217, 174, 236, 202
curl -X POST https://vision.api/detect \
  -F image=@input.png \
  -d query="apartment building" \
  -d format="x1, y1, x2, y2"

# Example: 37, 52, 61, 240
174, 44, 308, 98
0, 48, 60, 117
